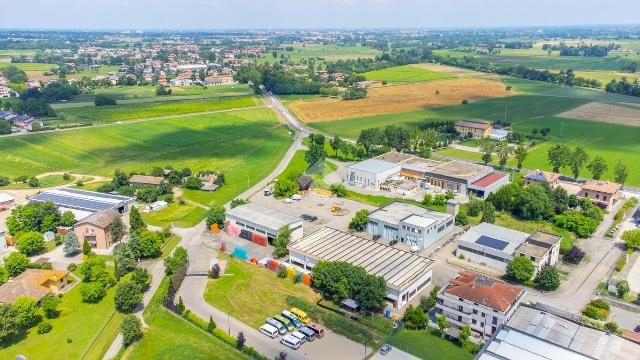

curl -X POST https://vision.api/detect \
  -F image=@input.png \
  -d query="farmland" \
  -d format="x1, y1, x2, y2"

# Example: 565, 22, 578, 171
557, 101, 640, 127
288, 77, 513, 122
254, 44, 382, 64
362, 64, 455, 84
0, 62, 56, 71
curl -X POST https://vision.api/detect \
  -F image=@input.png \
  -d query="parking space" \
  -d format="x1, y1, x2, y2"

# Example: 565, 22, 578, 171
370, 345, 421, 360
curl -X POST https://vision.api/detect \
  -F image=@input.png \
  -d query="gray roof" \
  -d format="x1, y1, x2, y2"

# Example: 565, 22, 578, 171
369, 202, 453, 228
459, 223, 529, 255
288, 227, 434, 291
226, 203, 300, 233
346, 158, 400, 174
30, 188, 135, 213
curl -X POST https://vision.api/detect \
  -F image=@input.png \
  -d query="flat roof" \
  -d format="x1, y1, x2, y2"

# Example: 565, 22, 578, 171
459, 223, 529, 255
369, 202, 453, 227
374, 151, 415, 164
288, 227, 434, 291
430, 160, 492, 181
30, 188, 134, 213
346, 158, 400, 174
226, 203, 300, 233
506, 305, 640, 360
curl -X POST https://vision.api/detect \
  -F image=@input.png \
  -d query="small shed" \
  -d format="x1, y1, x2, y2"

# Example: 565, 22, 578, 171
297, 175, 313, 191
341, 298, 360, 313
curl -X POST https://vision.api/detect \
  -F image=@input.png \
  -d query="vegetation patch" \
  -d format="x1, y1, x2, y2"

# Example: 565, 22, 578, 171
362, 64, 455, 84
387, 329, 478, 360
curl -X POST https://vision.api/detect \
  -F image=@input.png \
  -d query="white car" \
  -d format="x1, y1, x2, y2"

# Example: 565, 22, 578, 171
280, 334, 302, 350
283, 198, 292, 203
291, 330, 307, 344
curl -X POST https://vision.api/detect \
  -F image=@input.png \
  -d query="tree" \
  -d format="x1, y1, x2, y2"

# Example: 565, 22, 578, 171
94, 94, 117, 106
121, 314, 142, 346
513, 145, 528, 170
138, 231, 163, 258
0, 120, 12, 135
274, 177, 299, 199
16, 231, 45, 255
4, 252, 30, 277
80, 256, 109, 283
349, 209, 369, 231
305, 141, 327, 167
236, 331, 246, 350
481, 202, 496, 224
184, 176, 204, 190
495, 141, 512, 169
419, 285, 441, 312
330, 136, 344, 156
82, 239, 91, 255
60, 211, 76, 227
569, 147, 589, 180
129, 207, 145, 234
535, 266, 560, 291
330, 183, 347, 197
357, 128, 384, 155
402, 305, 427, 330
617, 280, 630, 298
455, 212, 469, 226
0, 267, 8, 286
208, 316, 216, 333
115, 243, 137, 278
564, 246, 585, 264
480, 139, 495, 164
273, 225, 292, 258
587, 156, 608, 180
6, 200, 61, 235
436, 314, 449, 337
115, 281, 143, 313
28, 177, 40, 188
164, 246, 188, 276
614, 161, 628, 186
458, 325, 471, 347
622, 229, 640, 251
206, 206, 225, 228
547, 144, 570, 173
41, 295, 61, 318
0, 304, 20, 342
14, 296, 40, 328
131, 267, 151, 292
507, 256, 535, 283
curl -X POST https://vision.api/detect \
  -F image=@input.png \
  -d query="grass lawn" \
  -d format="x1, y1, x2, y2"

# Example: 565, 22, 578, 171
1, 174, 75, 189
277, 150, 308, 180
204, 254, 321, 329
142, 203, 206, 228
73, 181, 110, 191
66, 65, 120, 80
0, 281, 120, 360
0, 63, 57, 71
122, 277, 248, 360
387, 329, 478, 360
160, 235, 182, 258
53, 96, 258, 125
363, 64, 456, 84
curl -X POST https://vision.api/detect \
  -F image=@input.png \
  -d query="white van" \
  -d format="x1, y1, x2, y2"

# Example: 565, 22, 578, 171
280, 334, 302, 350
266, 317, 287, 335
259, 324, 279, 338
291, 330, 307, 344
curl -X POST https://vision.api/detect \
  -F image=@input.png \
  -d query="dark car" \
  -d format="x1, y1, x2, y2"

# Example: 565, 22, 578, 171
379, 344, 392, 355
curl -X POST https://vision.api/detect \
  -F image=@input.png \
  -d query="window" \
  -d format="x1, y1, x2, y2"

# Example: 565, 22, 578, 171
491, 326, 496, 334
458, 305, 463, 312
473, 309, 478, 314
531, 256, 536, 261
472, 319, 477, 325
481, 312, 485, 318
458, 297, 463, 302
492, 317, 497, 325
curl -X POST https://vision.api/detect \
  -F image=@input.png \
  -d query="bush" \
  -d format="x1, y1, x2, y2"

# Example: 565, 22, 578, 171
535, 266, 560, 291
348, 209, 369, 231
37, 321, 52, 334
617, 280, 630, 298
80, 282, 107, 303
506, 256, 535, 283
615, 258, 627, 272
205, 206, 225, 228
330, 183, 347, 198
184, 176, 204, 190
114, 281, 143, 313
121, 314, 142, 346
583, 304, 608, 320
15, 231, 45, 255
41, 295, 61, 318
67, 263, 77, 272
455, 212, 468, 226
94, 94, 117, 106
274, 177, 298, 199
564, 246, 585, 264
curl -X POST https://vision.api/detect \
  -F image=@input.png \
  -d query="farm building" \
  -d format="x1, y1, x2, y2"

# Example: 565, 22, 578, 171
74, 209, 121, 249
288, 227, 434, 308
129, 175, 165, 186
367, 202, 455, 250
0, 269, 70, 304
456, 223, 561, 273
345, 151, 508, 198
225, 203, 303, 244
455, 120, 493, 139
29, 188, 135, 221
477, 304, 640, 360
436, 271, 525, 339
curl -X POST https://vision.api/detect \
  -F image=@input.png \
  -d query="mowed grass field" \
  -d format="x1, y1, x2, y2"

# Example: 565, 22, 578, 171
362, 64, 456, 84
0, 62, 57, 71
289, 77, 513, 122
53, 96, 259, 125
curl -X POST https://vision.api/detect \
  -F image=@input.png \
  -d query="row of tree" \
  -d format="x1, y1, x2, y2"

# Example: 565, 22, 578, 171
604, 77, 640, 97
547, 144, 628, 184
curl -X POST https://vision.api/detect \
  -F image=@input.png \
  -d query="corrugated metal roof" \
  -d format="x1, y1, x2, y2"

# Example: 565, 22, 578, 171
226, 203, 300, 233
30, 188, 134, 213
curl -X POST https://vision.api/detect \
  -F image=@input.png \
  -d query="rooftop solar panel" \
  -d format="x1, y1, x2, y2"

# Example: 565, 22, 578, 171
475, 235, 509, 251
31, 193, 115, 211
60, 188, 132, 201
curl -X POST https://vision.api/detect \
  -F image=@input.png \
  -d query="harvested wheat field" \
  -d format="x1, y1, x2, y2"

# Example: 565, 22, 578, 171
289, 78, 514, 122
412, 63, 504, 81
558, 101, 640, 127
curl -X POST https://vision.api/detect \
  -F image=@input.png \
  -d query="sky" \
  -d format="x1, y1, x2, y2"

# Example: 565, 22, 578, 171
2, 0, 640, 30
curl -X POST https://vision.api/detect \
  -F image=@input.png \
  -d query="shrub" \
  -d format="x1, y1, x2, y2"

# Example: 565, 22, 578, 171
583, 305, 608, 320
617, 280, 630, 298
41, 295, 61, 318
277, 267, 288, 279
506, 256, 535, 283
121, 314, 142, 346
131, 267, 152, 292
80, 282, 107, 303
94, 94, 117, 106
37, 321, 52, 334
615, 258, 627, 272
67, 263, 77, 271
15, 231, 45, 255
205, 206, 225, 228
274, 177, 298, 199
348, 209, 369, 231
564, 246, 585, 264
114, 281, 143, 313
589, 299, 610, 311
535, 266, 560, 291
14, 296, 40, 328
4, 252, 30, 277
604, 321, 622, 335
330, 183, 347, 198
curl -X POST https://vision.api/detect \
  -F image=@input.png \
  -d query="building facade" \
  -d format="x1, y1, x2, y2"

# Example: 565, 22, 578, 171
455, 120, 493, 139
344, 158, 401, 190
73, 209, 120, 249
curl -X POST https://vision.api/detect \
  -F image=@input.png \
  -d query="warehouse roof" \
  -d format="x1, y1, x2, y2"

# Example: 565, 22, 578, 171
459, 223, 529, 254
226, 203, 300, 233
471, 172, 507, 189
288, 227, 434, 291
430, 160, 492, 181
369, 202, 453, 227
346, 158, 400, 174
374, 151, 415, 164
30, 188, 135, 213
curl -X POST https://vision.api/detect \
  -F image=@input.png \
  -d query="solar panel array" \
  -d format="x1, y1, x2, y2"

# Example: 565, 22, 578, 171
30, 188, 134, 213
475, 235, 509, 251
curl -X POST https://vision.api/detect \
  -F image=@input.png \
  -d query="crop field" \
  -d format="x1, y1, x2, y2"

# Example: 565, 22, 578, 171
558, 101, 640, 127
65, 65, 121, 80
503, 77, 640, 104
288, 78, 513, 122
53, 96, 258, 125
362, 64, 455, 83
572, 70, 640, 87
413, 63, 504, 81
0, 62, 57, 71
0, 49, 38, 56
255, 44, 382, 64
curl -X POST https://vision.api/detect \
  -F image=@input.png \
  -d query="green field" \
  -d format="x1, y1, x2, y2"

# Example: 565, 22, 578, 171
142, 203, 207, 228
204, 254, 320, 329
387, 329, 478, 360
0, 50, 38, 56
66, 65, 120, 80
0, 280, 121, 360
52, 96, 259, 125
253, 44, 382, 65
1, 174, 75, 189
0, 63, 57, 71
122, 277, 248, 360
362, 64, 456, 84
504, 77, 640, 104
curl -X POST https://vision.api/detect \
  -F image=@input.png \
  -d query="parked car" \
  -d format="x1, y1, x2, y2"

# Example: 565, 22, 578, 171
290, 307, 310, 323
266, 317, 287, 335
379, 344, 392, 355
282, 310, 303, 328
264, 188, 274, 196
283, 198, 292, 204
298, 326, 316, 341
280, 334, 302, 350
273, 315, 295, 332
291, 194, 302, 201
300, 214, 317, 222
291, 330, 307, 344
259, 324, 279, 338
306, 322, 325, 338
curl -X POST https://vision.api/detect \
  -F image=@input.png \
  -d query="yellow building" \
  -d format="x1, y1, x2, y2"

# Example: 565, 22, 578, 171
455, 120, 493, 139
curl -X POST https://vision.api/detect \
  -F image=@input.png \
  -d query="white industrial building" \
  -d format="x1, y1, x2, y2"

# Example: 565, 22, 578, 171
367, 202, 455, 250
225, 203, 303, 243
457, 223, 562, 273
344, 158, 401, 190
288, 227, 434, 308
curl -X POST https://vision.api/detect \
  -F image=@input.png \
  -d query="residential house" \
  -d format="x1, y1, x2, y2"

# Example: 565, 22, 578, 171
0, 85, 11, 98
205, 75, 235, 86
129, 175, 165, 186
0, 269, 70, 304
578, 180, 621, 209
523, 170, 560, 187
436, 271, 525, 339
455, 120, 493, 139
73, 209, 120, 249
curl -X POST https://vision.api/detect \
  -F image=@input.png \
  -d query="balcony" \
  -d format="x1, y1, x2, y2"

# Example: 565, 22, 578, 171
436, 304, 472, 323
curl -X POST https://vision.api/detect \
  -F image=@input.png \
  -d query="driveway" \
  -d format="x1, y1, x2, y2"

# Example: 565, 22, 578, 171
370, 347, 421, 360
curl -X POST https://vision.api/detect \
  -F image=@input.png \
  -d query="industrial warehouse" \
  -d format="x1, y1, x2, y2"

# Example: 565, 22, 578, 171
287, 227, 434, 308
225, 203, 303, 243
29, 188, 135, 221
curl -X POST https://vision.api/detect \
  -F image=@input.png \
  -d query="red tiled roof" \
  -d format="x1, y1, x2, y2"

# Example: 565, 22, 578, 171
471, 172, 506, 188
443, 271, 523, 313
